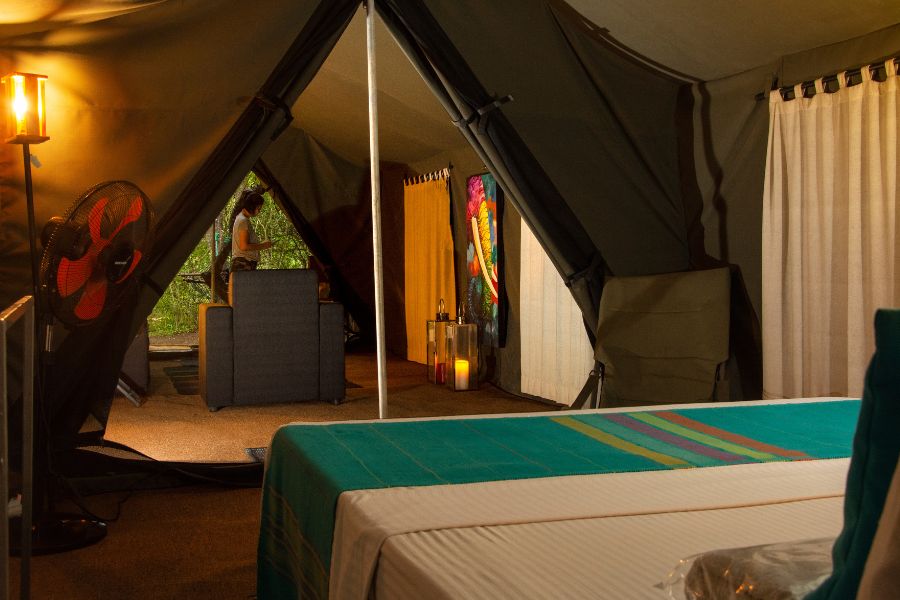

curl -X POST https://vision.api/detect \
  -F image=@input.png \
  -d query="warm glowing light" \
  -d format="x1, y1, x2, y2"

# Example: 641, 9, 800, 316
454, 359, 470, 389
37, 77, 46, 131
13, 75, 27, 121
3, 72, 49, 144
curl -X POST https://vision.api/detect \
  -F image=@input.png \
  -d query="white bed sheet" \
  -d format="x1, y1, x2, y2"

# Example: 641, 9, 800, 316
330, 458, 850, 599
376, 496, 844, 600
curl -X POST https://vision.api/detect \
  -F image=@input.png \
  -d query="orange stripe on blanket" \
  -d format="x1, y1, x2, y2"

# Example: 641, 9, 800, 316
655, 411, 809, 459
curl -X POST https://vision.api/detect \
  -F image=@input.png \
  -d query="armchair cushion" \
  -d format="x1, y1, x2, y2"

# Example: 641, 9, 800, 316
199, 269, 345, 409
199, 303, 234, 408
231, 269, 319, 405
319, 301, 345, 402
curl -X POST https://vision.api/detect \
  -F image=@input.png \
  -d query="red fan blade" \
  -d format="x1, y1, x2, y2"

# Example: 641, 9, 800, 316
57, 254, 95, 298
74, 277, 107, 321
108, 195, 144, 240
88, 196, 110, 243
114, 249, 142, 284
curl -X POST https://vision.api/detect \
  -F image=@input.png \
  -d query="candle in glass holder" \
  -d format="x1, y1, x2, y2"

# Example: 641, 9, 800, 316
454, 359, 469, 389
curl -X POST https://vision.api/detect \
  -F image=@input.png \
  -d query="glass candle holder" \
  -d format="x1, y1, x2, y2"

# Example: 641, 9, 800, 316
446, 322, 478, 391
427, 319, 451, 384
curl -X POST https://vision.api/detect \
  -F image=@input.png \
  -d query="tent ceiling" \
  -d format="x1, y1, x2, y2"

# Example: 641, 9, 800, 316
0, 0, 164, 37
566, 0, 900, 81
291, 8, 469, 166
4, 1, 897, 166
289, 1, 900, 165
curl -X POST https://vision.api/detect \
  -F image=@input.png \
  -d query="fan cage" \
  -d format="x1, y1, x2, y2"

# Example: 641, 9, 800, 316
40, 180, 154, 327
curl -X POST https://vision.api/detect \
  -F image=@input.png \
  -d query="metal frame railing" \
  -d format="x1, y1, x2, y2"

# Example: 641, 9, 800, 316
0, 296, 34, 600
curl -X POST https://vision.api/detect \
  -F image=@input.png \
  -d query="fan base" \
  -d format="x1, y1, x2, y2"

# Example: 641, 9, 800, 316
9, 513, 108, 555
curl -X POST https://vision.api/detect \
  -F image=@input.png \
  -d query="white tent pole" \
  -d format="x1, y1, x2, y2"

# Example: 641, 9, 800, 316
366, 0, 388, 419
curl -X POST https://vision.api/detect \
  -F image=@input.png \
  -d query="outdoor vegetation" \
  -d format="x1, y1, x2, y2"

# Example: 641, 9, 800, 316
148, 172, 311, 337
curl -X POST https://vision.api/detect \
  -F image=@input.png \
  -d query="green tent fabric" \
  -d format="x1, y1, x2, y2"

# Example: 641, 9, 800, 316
259, 128, 410, 357
0, 0, 897, 443
594, 268, 731, 408
38, 1, 361, 437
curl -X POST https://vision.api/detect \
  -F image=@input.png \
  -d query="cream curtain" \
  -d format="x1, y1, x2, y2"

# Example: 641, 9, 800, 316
762, 60, 899, 399
404, 178, 456, 364
520, 219, 594, 405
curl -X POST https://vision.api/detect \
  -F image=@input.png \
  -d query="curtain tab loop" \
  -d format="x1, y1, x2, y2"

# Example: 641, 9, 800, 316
837, 71, 848, 88
814, 78, 825, 94
793, 83, 804, 100
862, 65, 874, 82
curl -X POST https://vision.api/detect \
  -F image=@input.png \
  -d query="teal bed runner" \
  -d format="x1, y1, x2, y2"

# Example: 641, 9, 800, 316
258, 399, 860, 599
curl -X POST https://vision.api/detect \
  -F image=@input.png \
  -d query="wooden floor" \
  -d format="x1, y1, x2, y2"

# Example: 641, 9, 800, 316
104, 350, 559, 462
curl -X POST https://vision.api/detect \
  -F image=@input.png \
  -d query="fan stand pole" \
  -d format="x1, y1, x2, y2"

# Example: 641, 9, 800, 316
23, 144, 40, 313
13, 143, 108, 562
21, 142, 37, 600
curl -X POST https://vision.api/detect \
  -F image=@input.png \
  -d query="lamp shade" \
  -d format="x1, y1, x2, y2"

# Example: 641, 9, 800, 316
2, 72, 49, 144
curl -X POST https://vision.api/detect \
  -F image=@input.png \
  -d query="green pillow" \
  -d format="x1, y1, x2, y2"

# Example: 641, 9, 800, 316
807, 309, 900, 599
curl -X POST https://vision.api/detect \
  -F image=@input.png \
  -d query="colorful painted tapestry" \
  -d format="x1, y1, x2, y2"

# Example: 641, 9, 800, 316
466, 173, 501, 346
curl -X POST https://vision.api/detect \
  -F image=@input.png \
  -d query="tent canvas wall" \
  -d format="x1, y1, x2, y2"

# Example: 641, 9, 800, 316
1, 1, 898, 443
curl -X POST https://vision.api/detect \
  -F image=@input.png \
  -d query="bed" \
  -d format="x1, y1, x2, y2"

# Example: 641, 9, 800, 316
257, 398, 860, 600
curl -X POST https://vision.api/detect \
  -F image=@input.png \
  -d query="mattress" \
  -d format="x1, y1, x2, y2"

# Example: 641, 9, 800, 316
257, 398, 858, 600
355, 460, 849, 599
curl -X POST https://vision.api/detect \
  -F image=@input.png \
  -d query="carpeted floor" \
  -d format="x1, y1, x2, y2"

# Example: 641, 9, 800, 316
104, 352, 560, 463
17, 352, 559, 599
10, 485, 262, 600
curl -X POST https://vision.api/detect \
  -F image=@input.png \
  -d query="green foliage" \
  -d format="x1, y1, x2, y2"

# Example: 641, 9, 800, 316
223, 172, 311, 271
147, 171, 311, 337
146, 239, 212, 337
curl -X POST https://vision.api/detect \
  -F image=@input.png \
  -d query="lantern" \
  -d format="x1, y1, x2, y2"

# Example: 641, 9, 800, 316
445, 322, 478, 391
2, 72, 49, 144
426, 299, 451, 384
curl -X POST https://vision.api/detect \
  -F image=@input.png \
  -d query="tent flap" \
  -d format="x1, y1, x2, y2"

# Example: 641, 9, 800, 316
2, 0, 898, 441
46, 0, 360, 437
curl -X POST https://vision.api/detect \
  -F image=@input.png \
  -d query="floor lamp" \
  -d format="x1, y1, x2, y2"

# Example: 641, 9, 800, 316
3, 72, 107, 560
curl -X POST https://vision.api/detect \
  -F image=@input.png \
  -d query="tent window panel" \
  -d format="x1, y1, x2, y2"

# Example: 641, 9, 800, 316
519, 218, 594, 405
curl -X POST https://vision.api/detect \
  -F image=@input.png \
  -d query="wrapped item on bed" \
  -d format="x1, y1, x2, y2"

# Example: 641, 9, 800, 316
664, 537, 834, 600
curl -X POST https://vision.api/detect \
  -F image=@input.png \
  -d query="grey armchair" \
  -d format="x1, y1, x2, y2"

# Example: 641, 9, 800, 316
198, 269, 344, 411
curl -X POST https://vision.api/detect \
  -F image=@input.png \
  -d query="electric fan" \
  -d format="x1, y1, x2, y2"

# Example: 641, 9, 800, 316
11, 181, 154, 556
40, 180, 154, 327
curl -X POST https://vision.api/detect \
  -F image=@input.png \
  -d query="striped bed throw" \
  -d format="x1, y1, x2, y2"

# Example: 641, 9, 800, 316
258, 399, 860, 599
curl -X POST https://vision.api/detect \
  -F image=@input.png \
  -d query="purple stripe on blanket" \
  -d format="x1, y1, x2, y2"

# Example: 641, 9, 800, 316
605, 413, 746, 463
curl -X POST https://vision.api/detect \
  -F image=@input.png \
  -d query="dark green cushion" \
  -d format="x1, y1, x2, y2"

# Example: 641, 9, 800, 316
807, 309, 900, 599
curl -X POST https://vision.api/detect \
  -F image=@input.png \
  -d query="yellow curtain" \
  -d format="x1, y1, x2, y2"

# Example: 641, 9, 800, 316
404, 178, 456, 364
